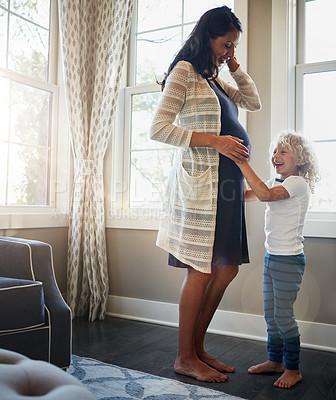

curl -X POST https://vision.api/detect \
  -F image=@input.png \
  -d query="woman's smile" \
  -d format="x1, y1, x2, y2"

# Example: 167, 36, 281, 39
209, 30, 240, 67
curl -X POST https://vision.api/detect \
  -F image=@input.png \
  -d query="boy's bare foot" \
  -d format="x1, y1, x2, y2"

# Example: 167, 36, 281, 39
274, 369, 302, 389
197, 351, 235, 373
174, 356, 229, 383
248, 360, 285, 374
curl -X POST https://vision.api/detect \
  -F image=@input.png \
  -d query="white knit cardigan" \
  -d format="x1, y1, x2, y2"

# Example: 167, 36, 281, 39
150, 60, 261, 273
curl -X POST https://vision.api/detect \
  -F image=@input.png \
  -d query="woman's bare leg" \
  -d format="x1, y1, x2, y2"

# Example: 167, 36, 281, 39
194, 265, 239, 373
174, 267, 229, 382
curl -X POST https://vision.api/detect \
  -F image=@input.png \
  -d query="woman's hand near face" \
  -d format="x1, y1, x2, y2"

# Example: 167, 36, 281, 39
227, 56, 240, 72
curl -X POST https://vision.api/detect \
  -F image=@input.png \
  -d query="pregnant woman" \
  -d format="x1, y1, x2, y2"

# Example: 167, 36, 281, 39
150, 5, 261, 383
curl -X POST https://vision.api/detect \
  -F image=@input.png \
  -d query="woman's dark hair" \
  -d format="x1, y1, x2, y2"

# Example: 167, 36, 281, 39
159, 5, 242, 89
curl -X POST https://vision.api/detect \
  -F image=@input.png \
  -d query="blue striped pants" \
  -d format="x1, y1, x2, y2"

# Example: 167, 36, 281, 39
263, 252, 305, 370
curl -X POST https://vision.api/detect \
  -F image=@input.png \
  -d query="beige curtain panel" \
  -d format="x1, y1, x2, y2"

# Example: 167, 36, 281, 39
59, 0, 134, 321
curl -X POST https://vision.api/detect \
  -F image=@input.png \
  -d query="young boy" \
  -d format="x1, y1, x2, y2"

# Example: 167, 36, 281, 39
236, 132, 319, 389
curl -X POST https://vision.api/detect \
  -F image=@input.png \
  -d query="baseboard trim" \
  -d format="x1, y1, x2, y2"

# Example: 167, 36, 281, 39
106, 295, 336, 353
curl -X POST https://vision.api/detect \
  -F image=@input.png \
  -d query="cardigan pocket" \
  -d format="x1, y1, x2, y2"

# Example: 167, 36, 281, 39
174, 163, 213, 212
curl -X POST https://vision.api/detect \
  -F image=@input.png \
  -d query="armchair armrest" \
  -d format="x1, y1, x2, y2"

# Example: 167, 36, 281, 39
0, 237, 72, 368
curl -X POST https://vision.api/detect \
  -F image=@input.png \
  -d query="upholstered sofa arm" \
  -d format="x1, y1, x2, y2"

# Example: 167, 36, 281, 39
0, 237, 66, 303
0, 237, 72, 368
0, 278, 45, 332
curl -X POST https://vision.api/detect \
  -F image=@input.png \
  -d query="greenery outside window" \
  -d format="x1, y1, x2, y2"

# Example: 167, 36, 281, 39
0, 0, 58, 209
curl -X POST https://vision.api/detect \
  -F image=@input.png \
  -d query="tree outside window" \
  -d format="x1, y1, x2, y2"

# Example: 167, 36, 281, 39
0, 0, 55, 206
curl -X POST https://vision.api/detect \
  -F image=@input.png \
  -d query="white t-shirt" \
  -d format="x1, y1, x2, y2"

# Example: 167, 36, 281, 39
264, 176, 310, 255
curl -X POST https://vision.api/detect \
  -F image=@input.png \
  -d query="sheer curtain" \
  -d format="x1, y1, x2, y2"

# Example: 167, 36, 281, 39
59, 0, 134, 320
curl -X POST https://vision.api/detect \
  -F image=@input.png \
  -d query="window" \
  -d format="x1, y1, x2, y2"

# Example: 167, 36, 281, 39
295, 0, 336, 236
112, 0, 241, 225
0, 0, 58, 209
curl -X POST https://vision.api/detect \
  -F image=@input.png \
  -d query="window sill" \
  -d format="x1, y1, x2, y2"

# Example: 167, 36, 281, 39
303, 212, 336, 238
0, 213, 69, 230
2, 210, 333, 238
106, 208, 336, 238
106, 209, 161, 230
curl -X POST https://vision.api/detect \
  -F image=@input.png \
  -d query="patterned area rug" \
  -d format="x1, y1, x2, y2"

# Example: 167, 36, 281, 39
69, 355, 246, 400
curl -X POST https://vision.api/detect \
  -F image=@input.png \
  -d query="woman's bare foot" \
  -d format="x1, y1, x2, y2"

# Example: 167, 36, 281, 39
248, 360, 285, 374
274, 369, 302, 389
197, 351, 235, 373
174, 356, 229, 383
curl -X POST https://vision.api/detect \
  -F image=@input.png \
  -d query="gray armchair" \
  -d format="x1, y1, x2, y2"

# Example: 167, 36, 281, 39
0, 237, 71, 369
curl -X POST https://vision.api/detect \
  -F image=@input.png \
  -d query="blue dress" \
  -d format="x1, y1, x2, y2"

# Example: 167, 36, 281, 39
169, 79, 250, 269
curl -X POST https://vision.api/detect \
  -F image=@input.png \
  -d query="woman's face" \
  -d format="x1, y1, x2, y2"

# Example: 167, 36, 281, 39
209, 29, 240, 67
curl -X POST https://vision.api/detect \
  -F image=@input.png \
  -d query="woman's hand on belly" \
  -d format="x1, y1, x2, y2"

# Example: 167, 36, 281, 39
212, 135, 250, 163
189, 132, 250, 163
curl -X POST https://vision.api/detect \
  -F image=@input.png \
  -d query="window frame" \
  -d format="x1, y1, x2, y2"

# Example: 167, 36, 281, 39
0, 0, 70, 229
295, 0, 336, 238
270, 0, 336, 238
123, 84, 171, 211
106, 0, 248, 230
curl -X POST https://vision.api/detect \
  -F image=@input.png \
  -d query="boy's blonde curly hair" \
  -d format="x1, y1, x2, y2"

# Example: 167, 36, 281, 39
270, 131, 320, 193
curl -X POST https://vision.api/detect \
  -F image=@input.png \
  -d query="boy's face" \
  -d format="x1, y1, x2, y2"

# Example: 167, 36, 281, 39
271, 143, 300, 180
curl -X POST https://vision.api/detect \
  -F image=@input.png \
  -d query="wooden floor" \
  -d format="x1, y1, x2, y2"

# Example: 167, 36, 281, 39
72, 316, 336, 400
